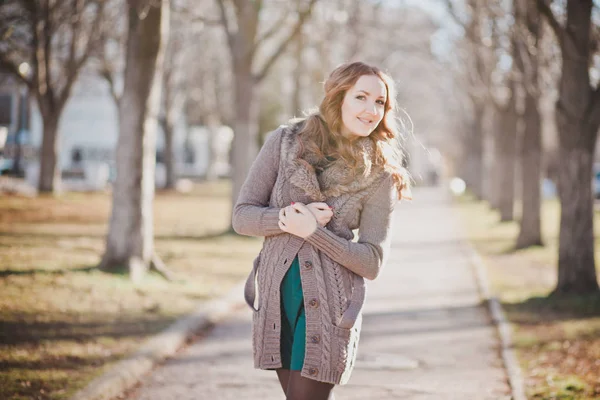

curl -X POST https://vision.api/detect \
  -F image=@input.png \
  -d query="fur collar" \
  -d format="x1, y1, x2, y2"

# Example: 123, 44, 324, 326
281, 121, 385, 202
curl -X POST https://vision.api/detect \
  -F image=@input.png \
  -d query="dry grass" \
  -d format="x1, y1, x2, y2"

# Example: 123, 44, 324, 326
455, 195, 600, 400
0, 180, 262, 400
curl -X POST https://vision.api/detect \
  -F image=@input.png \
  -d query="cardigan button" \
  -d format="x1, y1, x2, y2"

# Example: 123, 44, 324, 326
311, 334, 320, 344
309, 298, 319, 308
304, 261, 313, 270
308, 367, 319, 376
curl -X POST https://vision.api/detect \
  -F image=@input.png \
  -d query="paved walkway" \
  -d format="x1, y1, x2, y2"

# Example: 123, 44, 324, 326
127, 187, 511, 400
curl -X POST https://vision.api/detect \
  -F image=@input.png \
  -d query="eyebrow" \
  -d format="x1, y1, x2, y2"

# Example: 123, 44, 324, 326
357, 89, 385, 99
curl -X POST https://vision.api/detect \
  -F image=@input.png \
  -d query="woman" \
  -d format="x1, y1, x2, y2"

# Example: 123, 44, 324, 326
232, 61, 411, 399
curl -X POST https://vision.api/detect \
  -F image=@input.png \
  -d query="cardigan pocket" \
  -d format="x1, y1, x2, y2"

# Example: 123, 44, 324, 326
244, 254, 261, 312
330, 321, 360, 374
337, 273, 366, 329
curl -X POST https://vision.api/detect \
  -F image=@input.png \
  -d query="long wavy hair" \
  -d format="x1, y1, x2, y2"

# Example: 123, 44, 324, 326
295, 61, 411, 200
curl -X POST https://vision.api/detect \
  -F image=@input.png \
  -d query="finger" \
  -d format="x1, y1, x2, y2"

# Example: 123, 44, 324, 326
291, 205, 301, 214
290, 202, 311, 215
314, 207, 333, 215
312, 202, 331, 210
285, 205, 296, 214
313, 211, 333, 222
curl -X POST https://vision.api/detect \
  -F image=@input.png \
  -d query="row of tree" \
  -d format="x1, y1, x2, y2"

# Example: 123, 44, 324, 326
0, 0, 172, 279
448, 0, 600, 294
2, 0, 597, 294
0, 0, 335, 279
1, 0, 442, 280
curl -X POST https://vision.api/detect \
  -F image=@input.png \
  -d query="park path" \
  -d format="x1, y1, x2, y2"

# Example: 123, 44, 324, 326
127, 186, 511, 400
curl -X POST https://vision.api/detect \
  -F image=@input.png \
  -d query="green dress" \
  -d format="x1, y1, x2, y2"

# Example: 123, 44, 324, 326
280, 256, 306, 370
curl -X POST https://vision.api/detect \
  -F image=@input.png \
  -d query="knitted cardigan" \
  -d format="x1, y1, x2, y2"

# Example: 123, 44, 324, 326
232, 122, 398, 385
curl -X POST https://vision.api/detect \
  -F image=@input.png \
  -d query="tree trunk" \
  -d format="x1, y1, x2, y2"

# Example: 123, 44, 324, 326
553, 0, 599, 294
515, 0, 543, 248
220, 0, 317, 210
488, 108, 502, 210
465, 101, 485, 199
497, 91, 517, 222
162, 112, 176, 189
516, 85, 543, 248
37, 109, 61, 193
100, 0, 168, 283
291, 32, 304, 117
160, 47, 179, 190
230, 62, 259, 208
555, 135, 597, 293
205, 117, 220, 181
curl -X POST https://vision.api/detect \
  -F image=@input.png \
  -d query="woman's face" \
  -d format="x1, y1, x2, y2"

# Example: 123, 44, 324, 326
340, 74, 387, 139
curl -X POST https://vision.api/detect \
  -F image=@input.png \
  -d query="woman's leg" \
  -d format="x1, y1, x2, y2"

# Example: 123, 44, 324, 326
285, 370, 335, 400
276, 369, 291, 395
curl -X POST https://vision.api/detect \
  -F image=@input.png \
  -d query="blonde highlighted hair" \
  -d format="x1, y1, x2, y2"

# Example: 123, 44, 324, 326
295, 61, 411, 200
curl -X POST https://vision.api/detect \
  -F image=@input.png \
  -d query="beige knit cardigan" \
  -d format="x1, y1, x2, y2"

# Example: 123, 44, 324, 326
232, 122, 398, 385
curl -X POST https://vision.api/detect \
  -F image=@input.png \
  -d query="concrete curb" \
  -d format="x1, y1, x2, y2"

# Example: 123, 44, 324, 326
69, 280, 247, 400
463, 242, 528, 400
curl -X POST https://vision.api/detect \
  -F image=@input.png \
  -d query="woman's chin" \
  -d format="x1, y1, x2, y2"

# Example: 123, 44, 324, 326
341, 125, 374, 140
348, 130, 372, 139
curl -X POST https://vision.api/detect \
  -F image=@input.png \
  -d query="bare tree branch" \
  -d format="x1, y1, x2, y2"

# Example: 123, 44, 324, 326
66, 0, 83, 79
77, 1, 105, 68
59, 0, 105, 109
190, 14, 222, 25
100, 62, 120, 105
35, 1, 52, 100
255, 6, 290, 45
215, 0, 235, 50
536, 0, 564, 48
443, 0, 468, 31
254, 0, 318, 83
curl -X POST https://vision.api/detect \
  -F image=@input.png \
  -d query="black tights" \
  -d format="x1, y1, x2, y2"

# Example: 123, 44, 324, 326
276, 369, 335, 400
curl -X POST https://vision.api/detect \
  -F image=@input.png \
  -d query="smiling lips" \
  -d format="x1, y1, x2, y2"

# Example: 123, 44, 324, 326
357, 117, 375, 126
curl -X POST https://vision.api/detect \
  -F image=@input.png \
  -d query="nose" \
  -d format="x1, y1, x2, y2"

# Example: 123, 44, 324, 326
365, 102, 378, 116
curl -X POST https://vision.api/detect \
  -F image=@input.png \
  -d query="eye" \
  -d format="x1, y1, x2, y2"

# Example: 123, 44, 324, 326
376, 99, 385, 105
355, 95, 366, 100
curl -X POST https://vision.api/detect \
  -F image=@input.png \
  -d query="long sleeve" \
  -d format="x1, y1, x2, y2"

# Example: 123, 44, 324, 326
305, 174, 398, 280
231, 128, 285, 237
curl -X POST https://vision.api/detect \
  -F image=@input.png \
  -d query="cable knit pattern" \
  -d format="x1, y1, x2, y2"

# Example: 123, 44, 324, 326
328, 256, 346, 322
232, 122, 398, 385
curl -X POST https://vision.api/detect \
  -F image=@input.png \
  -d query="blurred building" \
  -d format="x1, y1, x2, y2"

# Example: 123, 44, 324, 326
1, 67, 229, 190
0, 71, 32, 176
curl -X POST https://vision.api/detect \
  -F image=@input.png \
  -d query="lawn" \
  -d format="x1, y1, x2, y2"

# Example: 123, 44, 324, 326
0, 180, 262, 400
455, 195, 600, 400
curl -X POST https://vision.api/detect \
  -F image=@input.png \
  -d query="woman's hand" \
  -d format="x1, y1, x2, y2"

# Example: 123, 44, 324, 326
278, 202, 318, 238
306, 202, 334, 227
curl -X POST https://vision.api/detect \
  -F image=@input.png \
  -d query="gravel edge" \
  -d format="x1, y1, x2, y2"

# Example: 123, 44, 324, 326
69, 280, 246, 400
